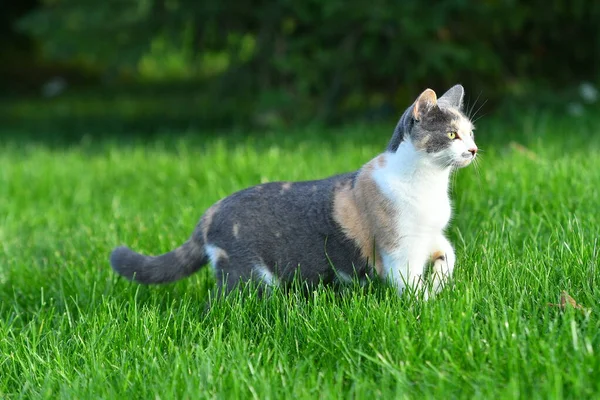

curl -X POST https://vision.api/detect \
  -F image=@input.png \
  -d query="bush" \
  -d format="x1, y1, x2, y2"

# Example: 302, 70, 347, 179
17, 0, 600, 123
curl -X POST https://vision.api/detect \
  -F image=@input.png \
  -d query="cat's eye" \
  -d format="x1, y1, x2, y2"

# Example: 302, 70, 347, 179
447, 131, 457, 140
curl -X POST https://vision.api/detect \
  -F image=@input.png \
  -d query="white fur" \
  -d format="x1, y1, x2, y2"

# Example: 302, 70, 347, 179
372, 138, 462, 297
205, 244, 224, 271
447, 108, 477, 168
449, 107, 475, 136
336, 271, 353, 284
254, 265, 278, 286
335, 271, 369, 286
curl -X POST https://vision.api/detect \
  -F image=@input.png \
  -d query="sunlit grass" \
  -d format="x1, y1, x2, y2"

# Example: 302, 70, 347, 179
1, 110, 599, 398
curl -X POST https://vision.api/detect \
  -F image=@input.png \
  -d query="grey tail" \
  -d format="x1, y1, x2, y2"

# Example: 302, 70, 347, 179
110, 238, 209, 284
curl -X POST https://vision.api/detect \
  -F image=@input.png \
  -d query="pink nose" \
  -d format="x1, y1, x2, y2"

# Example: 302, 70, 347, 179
468, 146, 478, 156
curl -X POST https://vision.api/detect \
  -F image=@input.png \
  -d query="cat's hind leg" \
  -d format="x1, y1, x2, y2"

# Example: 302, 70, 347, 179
210, 248, 277, 297
204, 244, 246, 298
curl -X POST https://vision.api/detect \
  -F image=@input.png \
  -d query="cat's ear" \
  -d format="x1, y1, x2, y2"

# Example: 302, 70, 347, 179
412, 89, 438, 120
438, 84, 465, 110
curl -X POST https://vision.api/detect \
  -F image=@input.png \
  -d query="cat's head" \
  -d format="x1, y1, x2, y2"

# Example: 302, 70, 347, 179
388, 84, 477, 169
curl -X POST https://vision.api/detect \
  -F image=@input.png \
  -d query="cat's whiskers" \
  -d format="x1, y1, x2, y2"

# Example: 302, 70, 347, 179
449, 166, 459, 191
467, 91, 483, 120
431, 153, 455, 170
472, 112, 488, 125
471, 154, 483, 181
470, 97, 488, 122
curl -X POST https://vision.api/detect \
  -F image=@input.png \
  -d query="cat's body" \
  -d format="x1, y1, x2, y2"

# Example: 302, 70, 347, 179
110, 85, 478, 298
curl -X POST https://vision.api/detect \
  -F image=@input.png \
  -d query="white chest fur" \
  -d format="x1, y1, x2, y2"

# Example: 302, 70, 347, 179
372, 141, 452, 235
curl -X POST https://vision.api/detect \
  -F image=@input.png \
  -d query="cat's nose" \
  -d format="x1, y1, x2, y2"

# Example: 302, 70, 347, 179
468, 146, 478, 156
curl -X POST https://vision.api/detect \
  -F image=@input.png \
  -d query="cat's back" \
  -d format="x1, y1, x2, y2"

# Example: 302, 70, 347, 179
201, 172, 358, 243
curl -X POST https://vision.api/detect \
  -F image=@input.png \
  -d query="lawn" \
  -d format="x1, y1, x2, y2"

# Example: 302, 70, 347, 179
1, 106, 599, 399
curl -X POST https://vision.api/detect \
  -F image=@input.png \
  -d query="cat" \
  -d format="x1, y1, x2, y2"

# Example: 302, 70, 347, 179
110, 84, 477, 299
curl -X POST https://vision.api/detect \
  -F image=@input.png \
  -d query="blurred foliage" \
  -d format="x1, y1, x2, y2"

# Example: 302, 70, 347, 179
9, 0, 600, 124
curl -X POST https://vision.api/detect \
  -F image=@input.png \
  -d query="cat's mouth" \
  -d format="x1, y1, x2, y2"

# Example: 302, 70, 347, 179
454, 152, 476, 167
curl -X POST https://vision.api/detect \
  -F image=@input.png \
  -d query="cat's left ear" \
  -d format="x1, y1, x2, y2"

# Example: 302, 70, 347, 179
412, 89, 438, 120
438, 84, 465, 110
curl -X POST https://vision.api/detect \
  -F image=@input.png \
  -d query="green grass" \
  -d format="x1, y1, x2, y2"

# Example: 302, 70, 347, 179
1, 109, 599, 399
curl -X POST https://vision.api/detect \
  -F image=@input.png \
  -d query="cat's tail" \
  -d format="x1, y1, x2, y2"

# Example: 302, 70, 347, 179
110, 238, 209, 284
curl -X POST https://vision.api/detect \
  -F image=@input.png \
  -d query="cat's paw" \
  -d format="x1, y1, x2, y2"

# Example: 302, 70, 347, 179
430, 253, 452, 295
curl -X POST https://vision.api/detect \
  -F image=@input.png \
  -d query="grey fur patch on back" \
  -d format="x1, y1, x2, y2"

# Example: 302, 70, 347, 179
197, 173, 371, 289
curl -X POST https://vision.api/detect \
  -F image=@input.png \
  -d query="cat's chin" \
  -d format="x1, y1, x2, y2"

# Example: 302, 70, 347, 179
453, 158, 474, 168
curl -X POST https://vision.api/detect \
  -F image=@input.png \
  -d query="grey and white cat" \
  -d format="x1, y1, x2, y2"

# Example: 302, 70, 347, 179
110, 84, 478, 299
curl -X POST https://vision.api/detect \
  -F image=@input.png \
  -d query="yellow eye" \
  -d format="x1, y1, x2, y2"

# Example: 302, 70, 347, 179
447, 131, 457, 139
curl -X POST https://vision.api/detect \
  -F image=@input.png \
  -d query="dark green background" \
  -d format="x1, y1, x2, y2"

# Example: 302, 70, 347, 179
2, 0, 599, 128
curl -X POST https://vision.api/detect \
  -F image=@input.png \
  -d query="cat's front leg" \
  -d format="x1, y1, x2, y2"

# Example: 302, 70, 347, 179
381, 244, 429, 298
428, 234, 456, 297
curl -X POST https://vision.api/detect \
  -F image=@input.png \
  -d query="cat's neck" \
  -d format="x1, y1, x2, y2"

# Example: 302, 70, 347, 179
369, 140, 451, 207
382, 140, 451, 187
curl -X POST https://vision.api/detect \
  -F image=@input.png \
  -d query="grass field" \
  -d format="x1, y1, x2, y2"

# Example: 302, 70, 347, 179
1, 107, 599, 399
